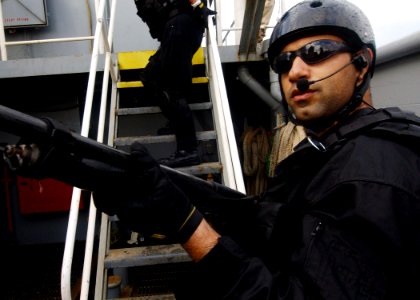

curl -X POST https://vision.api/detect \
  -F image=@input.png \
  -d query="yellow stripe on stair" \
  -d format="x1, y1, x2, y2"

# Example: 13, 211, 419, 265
118, 48, 205, 70
117, 76, 208, 89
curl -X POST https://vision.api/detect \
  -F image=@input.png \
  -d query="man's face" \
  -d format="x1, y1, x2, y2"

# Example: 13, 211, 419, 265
279, 34, 363, 129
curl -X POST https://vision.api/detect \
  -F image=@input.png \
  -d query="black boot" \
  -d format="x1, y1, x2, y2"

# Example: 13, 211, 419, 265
158, 150, 200, 168
157, 121, 174, 135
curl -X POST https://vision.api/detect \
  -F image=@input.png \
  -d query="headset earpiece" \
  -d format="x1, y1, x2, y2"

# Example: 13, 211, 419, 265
353, 55, 368, 70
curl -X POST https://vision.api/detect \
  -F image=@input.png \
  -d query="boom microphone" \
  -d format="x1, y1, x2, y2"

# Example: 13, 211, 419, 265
296, 56, 363, 92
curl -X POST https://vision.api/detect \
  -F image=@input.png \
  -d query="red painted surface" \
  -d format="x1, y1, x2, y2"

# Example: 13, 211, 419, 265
17, 177, 83, 214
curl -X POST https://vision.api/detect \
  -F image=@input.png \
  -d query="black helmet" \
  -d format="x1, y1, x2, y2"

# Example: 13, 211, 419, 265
268, 0, 376, 75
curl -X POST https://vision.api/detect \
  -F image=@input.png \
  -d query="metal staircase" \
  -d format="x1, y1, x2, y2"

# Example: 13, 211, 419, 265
113, 48, 221, 177
93, 28, 245, 299
99, 47, 216, 299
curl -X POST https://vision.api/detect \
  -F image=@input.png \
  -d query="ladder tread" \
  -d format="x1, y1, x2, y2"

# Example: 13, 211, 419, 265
118, 48, 205, 70
104, 244, 191, 269
114, 130, 217, 146
117, 102, 212, 115
117, 77, 208, 89
172, 161, 222, 176
109, 294, 175, 300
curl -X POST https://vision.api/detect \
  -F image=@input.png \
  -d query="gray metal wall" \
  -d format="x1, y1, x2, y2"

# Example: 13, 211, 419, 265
3, 0, 158, 60
372, 52, 420, 116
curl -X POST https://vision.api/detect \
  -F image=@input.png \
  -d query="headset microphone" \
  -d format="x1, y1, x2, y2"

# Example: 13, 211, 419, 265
296, 78, 313, 92
296, 56, 366, 92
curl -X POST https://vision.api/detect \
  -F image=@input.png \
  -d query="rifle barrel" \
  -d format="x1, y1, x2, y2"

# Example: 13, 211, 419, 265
0, 104, 246, 200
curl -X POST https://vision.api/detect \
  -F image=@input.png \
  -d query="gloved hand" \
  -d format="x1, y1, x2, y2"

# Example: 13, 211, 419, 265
2, 117, 74, 180
2, 117, 147, 199
93, 142, 203, 243
192, 0, 216, 28
3, 143, 43, 175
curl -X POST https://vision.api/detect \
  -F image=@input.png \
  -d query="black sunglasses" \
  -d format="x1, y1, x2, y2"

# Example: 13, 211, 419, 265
272, 40, 352, 74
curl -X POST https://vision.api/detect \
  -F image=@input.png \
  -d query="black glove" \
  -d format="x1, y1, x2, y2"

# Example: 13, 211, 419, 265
192, 0, 216, 28
93, 142, 203, 243
2, 117, 75, 180
2, 117, 137, 196
134, 0, 165, 40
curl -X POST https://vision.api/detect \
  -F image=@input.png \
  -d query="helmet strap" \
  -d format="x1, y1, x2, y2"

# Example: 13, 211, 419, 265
337, 73, 370, 115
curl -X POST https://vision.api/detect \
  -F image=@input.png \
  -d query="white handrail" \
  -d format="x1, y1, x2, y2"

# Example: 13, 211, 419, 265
3, 36, 94, 46
61, 0, 118, 298
80, 0, 117, 297
215, 0, 223, 45
206, 9, 246, 193
0, 0, 8, 60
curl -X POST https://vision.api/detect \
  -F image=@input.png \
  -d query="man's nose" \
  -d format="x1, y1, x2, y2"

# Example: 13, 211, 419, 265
287, 56, 311, 82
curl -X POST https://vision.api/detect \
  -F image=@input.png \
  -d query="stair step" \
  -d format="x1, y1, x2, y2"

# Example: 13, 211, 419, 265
173, 161, 222, 175
118, 48, 204, 71
105, 244, 191, 269
109, 294, 175, 300
114, 130, 216, 146
117, 77, 208, 89
117, 102, 212, 116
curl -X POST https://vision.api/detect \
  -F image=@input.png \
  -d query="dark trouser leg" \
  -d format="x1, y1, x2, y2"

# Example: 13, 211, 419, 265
158, 92, 197, 152
142, 13, 203, 154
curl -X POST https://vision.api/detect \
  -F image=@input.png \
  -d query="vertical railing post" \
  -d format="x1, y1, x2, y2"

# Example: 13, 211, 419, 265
206, 4, 246, 193
60, 0, 109, 298
0, 0, 8, 60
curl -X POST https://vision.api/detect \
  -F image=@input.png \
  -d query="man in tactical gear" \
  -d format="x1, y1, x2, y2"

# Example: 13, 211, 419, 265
3, 0, 420, 299
128, 0, 420, 298
133, 0, 215, 168
177, 1, 420, 298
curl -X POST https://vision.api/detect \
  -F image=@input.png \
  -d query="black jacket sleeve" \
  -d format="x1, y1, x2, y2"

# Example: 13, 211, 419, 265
196, 236, 274, 299
193, 236, 312, 300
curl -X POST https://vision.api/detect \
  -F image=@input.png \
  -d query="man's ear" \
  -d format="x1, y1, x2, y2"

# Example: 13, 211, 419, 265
355, 48, 373, 83
353, 55, 368, 70
354, 48, 373, 69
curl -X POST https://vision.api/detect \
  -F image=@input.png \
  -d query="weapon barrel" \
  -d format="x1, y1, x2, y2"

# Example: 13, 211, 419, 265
0, 104, 50, 138
0, 104, 246, 200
